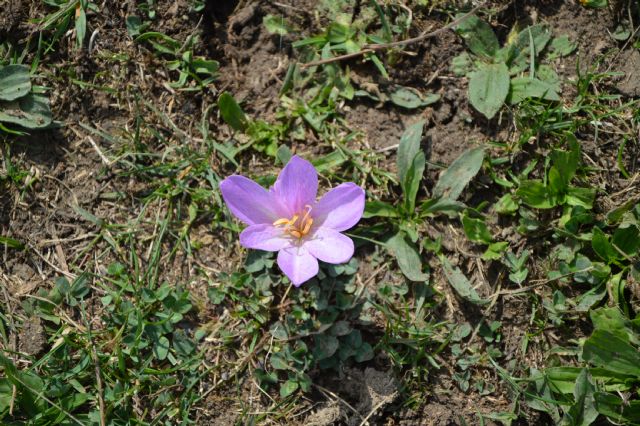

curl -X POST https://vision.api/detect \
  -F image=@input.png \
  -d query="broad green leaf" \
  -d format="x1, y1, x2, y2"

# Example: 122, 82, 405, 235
432, 147, 484, 201
217, 92, 248, 131
363, 200, 399, 218
461, 213, 493, 244
583, 330, 640, 377
420, 198, 466, 217
314, 334, 339, 360
312, 149, 348, 173
280, 380, 299, 397
468, 62, 510, 119
439, 255, 490, 305
591, 227, 618, 263
551, 138, 580, 186
482, 241, 509, 261
510, 24, 552, 72
566, 187, 595, 209
327, 22, 354, 44
564, 368, 598, 426
547, 367, 634, 395
605, 197, 639, 225
548, 167, 567, 198
594, 392, 640, 423
455, 14, 499, 58
0, 93, 52, 129
590, 307, 637, 344
126, 16, 143, 36
494, 193, 519, 215
263, 14, 291, 35
0, 64, 31, 101
389, 86, 439, 109
386, 231, 429, 282
509, 77, 560, 104
402, 151, 425, 214
276, 144, 292, 165
612, 224, 640, 257
451, 52, 474, 76
549, 35, 577, 58
191, 58, 219, 76
397, 120, 425, 183
153, 336, 170, 360
517, 180, 556, 209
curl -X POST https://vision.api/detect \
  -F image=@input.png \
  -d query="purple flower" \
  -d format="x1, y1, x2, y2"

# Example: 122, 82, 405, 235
220, 155, 365, 286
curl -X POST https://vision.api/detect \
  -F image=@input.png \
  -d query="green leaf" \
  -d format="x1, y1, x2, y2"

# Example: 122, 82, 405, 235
263, 14, 291, 35
0, 64, 31, 101
75, 5, 87, 49
386, 231, 429, 282
276, 144, 292, 165
439, 255, 490, 305
0, 235, 25, 250
280, 380, 299, 397
494, 193, 519, 215
591, 227, 618, 263
580, 0, 608, 8
0, 93, 52, 129
126, 16, 143, 37
354, 342, 374, 362
509, 77, 560, 104
462, 213, 493, 244
312, 150, 348, 173
517, 180, 556, 209
549, 35, 577, 58
451, 52, 474, 76
612, 224, 640, 257
172, 330, 196, 357
420, 198, 466, 217
482, 241, 509, 261
388, 86, 439, 109
590, 307, 636, 343
363, 200, 399, 218
314, 334, 339, 360
402, 151, 425, 214
153, 336, 170, 360
468, 62, 510, 119
606, 198, 639, 225
397, 120, 425, 184
551, 138, 580, 185
432, 147, 484, 201
217, 92, 248, 131
594, 392, 640, 423
566, 187, 595, 209
455, 14, 499, 58
583, 330, 640, 377
510, 24, 552, 72
564, 368, 598, 426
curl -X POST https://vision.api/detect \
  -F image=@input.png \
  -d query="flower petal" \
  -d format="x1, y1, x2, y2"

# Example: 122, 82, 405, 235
272, 155, 318, 215
305, 227, 354, 264
220, 175, 282, 225
240, 224, 291, 252
313, 182, 365, 231
277, 245, 319, 286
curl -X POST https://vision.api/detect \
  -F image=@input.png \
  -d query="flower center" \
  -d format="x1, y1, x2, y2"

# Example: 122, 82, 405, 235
273, 205, 314, 239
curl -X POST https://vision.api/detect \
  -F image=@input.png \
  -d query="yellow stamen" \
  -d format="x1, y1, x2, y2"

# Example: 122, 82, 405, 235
301, 218, 313, 235
272, 206, 314, 239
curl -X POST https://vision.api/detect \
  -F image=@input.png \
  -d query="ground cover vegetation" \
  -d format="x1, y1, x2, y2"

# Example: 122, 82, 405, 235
1, 0, 639, 424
